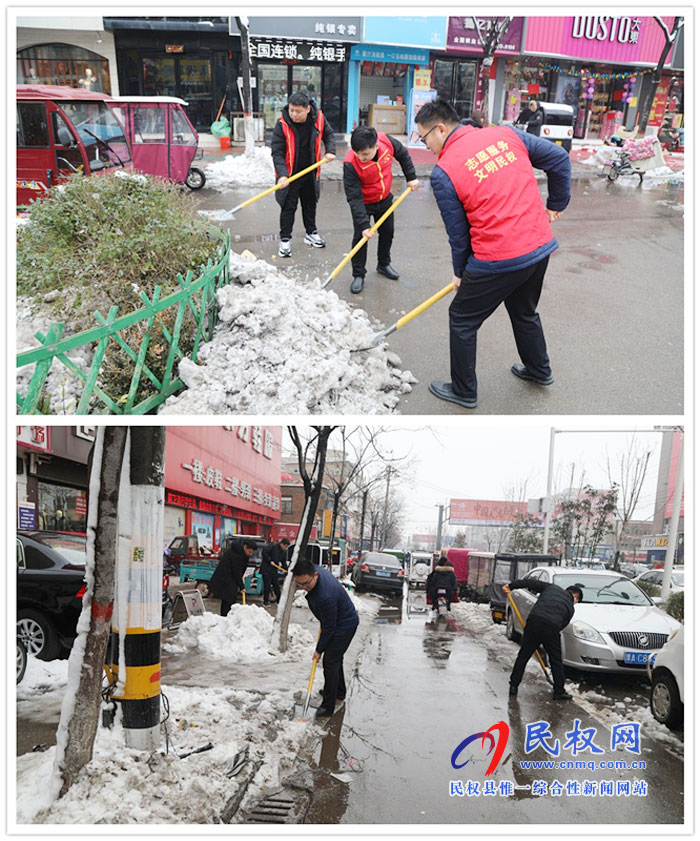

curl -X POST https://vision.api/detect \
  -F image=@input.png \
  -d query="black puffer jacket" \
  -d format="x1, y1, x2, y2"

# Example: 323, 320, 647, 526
428, 562, 458, 593
209, 539, 250, 602
509, 579, 575, 630
261, 541, 288, 572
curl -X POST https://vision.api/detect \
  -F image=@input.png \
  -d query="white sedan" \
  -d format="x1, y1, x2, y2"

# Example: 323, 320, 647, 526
506, 567, 681, 674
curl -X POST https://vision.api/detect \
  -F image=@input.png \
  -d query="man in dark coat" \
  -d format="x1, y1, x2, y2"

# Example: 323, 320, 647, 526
503, 579, 582, 700
260, 537, 290, 605
209, 538, 257, 616
515, 100, 544, 134
270, 92, 336, 258
293, 559, 360, 717
343, 125, 419, 293
427, 556, 458, 612
414, 98, 571, 410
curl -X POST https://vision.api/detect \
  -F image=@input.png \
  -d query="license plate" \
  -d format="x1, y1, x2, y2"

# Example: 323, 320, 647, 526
624, 651, 650, 664
493, 611, 504, 620
376, 570, 390, 577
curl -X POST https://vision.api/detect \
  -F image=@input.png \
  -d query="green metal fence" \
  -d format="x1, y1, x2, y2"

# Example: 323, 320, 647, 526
17, 229, 230, 415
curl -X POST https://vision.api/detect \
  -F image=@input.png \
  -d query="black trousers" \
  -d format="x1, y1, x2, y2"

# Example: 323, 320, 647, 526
350, 194, 394, 278
261, 568, 280, 604
279, 174, 317, 240
219, 581, 242, 616
321, 628, 357, 709
510, 615, 566, 694
449, 256, 551, 399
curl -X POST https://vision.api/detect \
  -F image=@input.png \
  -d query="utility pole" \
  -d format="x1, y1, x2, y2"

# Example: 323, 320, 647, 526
380, 466, 392, 547
358, 489, 368, 554
543, 427, 556, 553
660, 434, 683, 601
436, 504, 444, 553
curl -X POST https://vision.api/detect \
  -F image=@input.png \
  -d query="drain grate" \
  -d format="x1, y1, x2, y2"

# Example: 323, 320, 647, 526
242, 789, 311, 824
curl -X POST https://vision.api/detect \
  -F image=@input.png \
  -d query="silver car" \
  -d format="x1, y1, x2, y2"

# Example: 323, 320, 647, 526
506, 567, 681, 674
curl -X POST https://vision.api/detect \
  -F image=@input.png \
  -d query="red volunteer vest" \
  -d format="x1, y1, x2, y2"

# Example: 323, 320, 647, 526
437, 125, 553, 262
279, 110, 326, 178
344, 132, 394, 203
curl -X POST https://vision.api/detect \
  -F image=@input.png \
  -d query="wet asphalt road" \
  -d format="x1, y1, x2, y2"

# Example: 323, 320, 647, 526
197, 169, 684, 415
303, 592, 683, 825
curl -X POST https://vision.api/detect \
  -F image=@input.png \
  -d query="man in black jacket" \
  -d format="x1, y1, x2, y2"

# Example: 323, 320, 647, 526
504, 578, 582, 700
260, 537, 290, 605
515, 100, 544, 134
343, 125, 419, 293
293, 559, 359, 717
209, 538, 257, 616
270, 92, 336, 258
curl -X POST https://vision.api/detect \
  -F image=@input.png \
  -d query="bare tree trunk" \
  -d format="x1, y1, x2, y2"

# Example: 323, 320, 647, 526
271, 427, 333, 652
235, 16, 256, 155
358, 489, 368, 553
327, 490, 340, 571
55, 426, 128, 798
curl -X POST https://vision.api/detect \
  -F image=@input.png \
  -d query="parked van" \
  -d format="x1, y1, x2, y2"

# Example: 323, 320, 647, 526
17, 84, 132, 206
537, 102, 574, 152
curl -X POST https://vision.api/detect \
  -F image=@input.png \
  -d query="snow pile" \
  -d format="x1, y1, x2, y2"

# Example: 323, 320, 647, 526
17, 684, 312, 824
580, 147, 618, 166
17, 656, 69, 701
347, 589, 381, 617
163, 604, 314, 662
204, 146, 275, 191
16, 296, 92, 414
641, 166, 684, 189
160, 254, 417, 414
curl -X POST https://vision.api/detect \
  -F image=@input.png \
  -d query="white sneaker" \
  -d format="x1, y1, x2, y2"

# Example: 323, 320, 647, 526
304, 231, 326, 248
278, 239, 292, 258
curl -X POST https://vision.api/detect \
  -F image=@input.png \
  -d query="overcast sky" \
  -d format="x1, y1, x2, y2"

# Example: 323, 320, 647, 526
283, 423, 676, 535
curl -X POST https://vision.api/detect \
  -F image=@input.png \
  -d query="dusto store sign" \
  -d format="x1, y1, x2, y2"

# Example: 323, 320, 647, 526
572, 16, 643, 44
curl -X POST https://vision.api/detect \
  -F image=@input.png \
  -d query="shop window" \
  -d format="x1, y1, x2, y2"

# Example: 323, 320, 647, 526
322, 61, 343, 130
17, 44, 111, 93
281, 496, 293, 515
17, 102, 49, 147
37, 481, 87, 532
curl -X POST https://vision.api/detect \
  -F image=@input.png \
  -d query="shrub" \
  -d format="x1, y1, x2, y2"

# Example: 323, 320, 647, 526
635, 579, 661, 599
17, 172, 219, 409
665, 591, 683, 623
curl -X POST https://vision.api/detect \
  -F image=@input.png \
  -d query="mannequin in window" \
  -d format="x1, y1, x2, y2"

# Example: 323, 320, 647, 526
79, 68, 95, 90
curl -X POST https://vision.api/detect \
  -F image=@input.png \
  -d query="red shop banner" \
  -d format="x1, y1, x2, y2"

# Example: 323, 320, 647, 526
165, 426, 282, 521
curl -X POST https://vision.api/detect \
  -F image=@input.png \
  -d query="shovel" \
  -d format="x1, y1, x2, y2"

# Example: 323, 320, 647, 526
294, 630, 322, 721
352, 282, 454, 352
321, 186, 413, 289
504, 589, 554, 686
229, 157, 329, 216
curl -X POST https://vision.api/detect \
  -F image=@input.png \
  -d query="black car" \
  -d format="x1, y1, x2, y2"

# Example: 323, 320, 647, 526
18, 530, 174, 660
352, 551, 405, 595
17, 531, 87, 660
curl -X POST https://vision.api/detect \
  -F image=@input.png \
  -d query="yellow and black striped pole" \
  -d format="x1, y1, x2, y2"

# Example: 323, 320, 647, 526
107, 428, 166, 751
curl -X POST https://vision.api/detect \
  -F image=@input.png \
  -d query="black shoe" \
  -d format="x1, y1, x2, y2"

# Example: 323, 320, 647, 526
511, 363, 554, 386
509, 685, 518, 697
336, 693, 346, 702
377, 264, 400, 280
316, 706, 333, 717
552, 691, 572, 701
429, 381, 477, 409
350, 275, 365, 294
263, 601, 270, 606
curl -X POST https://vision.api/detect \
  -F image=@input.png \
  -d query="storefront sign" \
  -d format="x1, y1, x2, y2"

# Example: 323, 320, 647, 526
75, 495, 87, 516
363, 16, 447, 49
165, 491, 274, 525
165, 427, 282, 521
524, 16, 677, 65
413, 68, 433, 90
648, 77, 671, 128
251, 40, 347, 62
17, 425, 51, 453
165, 44, 184, 53
350, 44, 430, 65
246, 17, 361, 42
18, 501, 36, 530
271, 522, 318, 541
447, 17, 523, 55
641, 534, 669, 550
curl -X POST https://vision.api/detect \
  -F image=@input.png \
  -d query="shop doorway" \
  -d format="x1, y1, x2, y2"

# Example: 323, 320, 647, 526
257, 63, 323, 128
433, 58, 478, 120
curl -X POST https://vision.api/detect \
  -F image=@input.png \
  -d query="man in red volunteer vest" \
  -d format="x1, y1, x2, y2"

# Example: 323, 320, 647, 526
415, 99, 571, 410
342, 126, 420, 294
271, 92, 336, 258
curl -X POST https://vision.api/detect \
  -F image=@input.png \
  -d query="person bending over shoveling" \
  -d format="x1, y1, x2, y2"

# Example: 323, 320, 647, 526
293, 559, 359, 717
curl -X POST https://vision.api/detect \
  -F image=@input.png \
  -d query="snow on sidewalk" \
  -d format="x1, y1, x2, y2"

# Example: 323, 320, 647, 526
160, 251, 417, 414
203, 147, 275, 191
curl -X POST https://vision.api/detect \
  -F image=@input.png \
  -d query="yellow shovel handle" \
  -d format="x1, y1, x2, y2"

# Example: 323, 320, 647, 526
327, 186, 413, 282
235, 157, 329, 212
241, 589, 247, 605
505, 590, 550, 678
396, 282, 454, 331
306, 657, 318, 694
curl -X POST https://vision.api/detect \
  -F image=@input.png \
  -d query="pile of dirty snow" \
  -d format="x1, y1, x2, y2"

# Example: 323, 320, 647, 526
17, 656, 69, 702
204, 146, 275, 191
161, 252, 417, 414
16, 296, 92, 415
17, 683, 313, 824
163, 604, 313, 662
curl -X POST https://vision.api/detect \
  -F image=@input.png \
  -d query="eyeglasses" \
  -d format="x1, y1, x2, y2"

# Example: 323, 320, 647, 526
418, 125, 438, 144
295, 575, 316, 590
